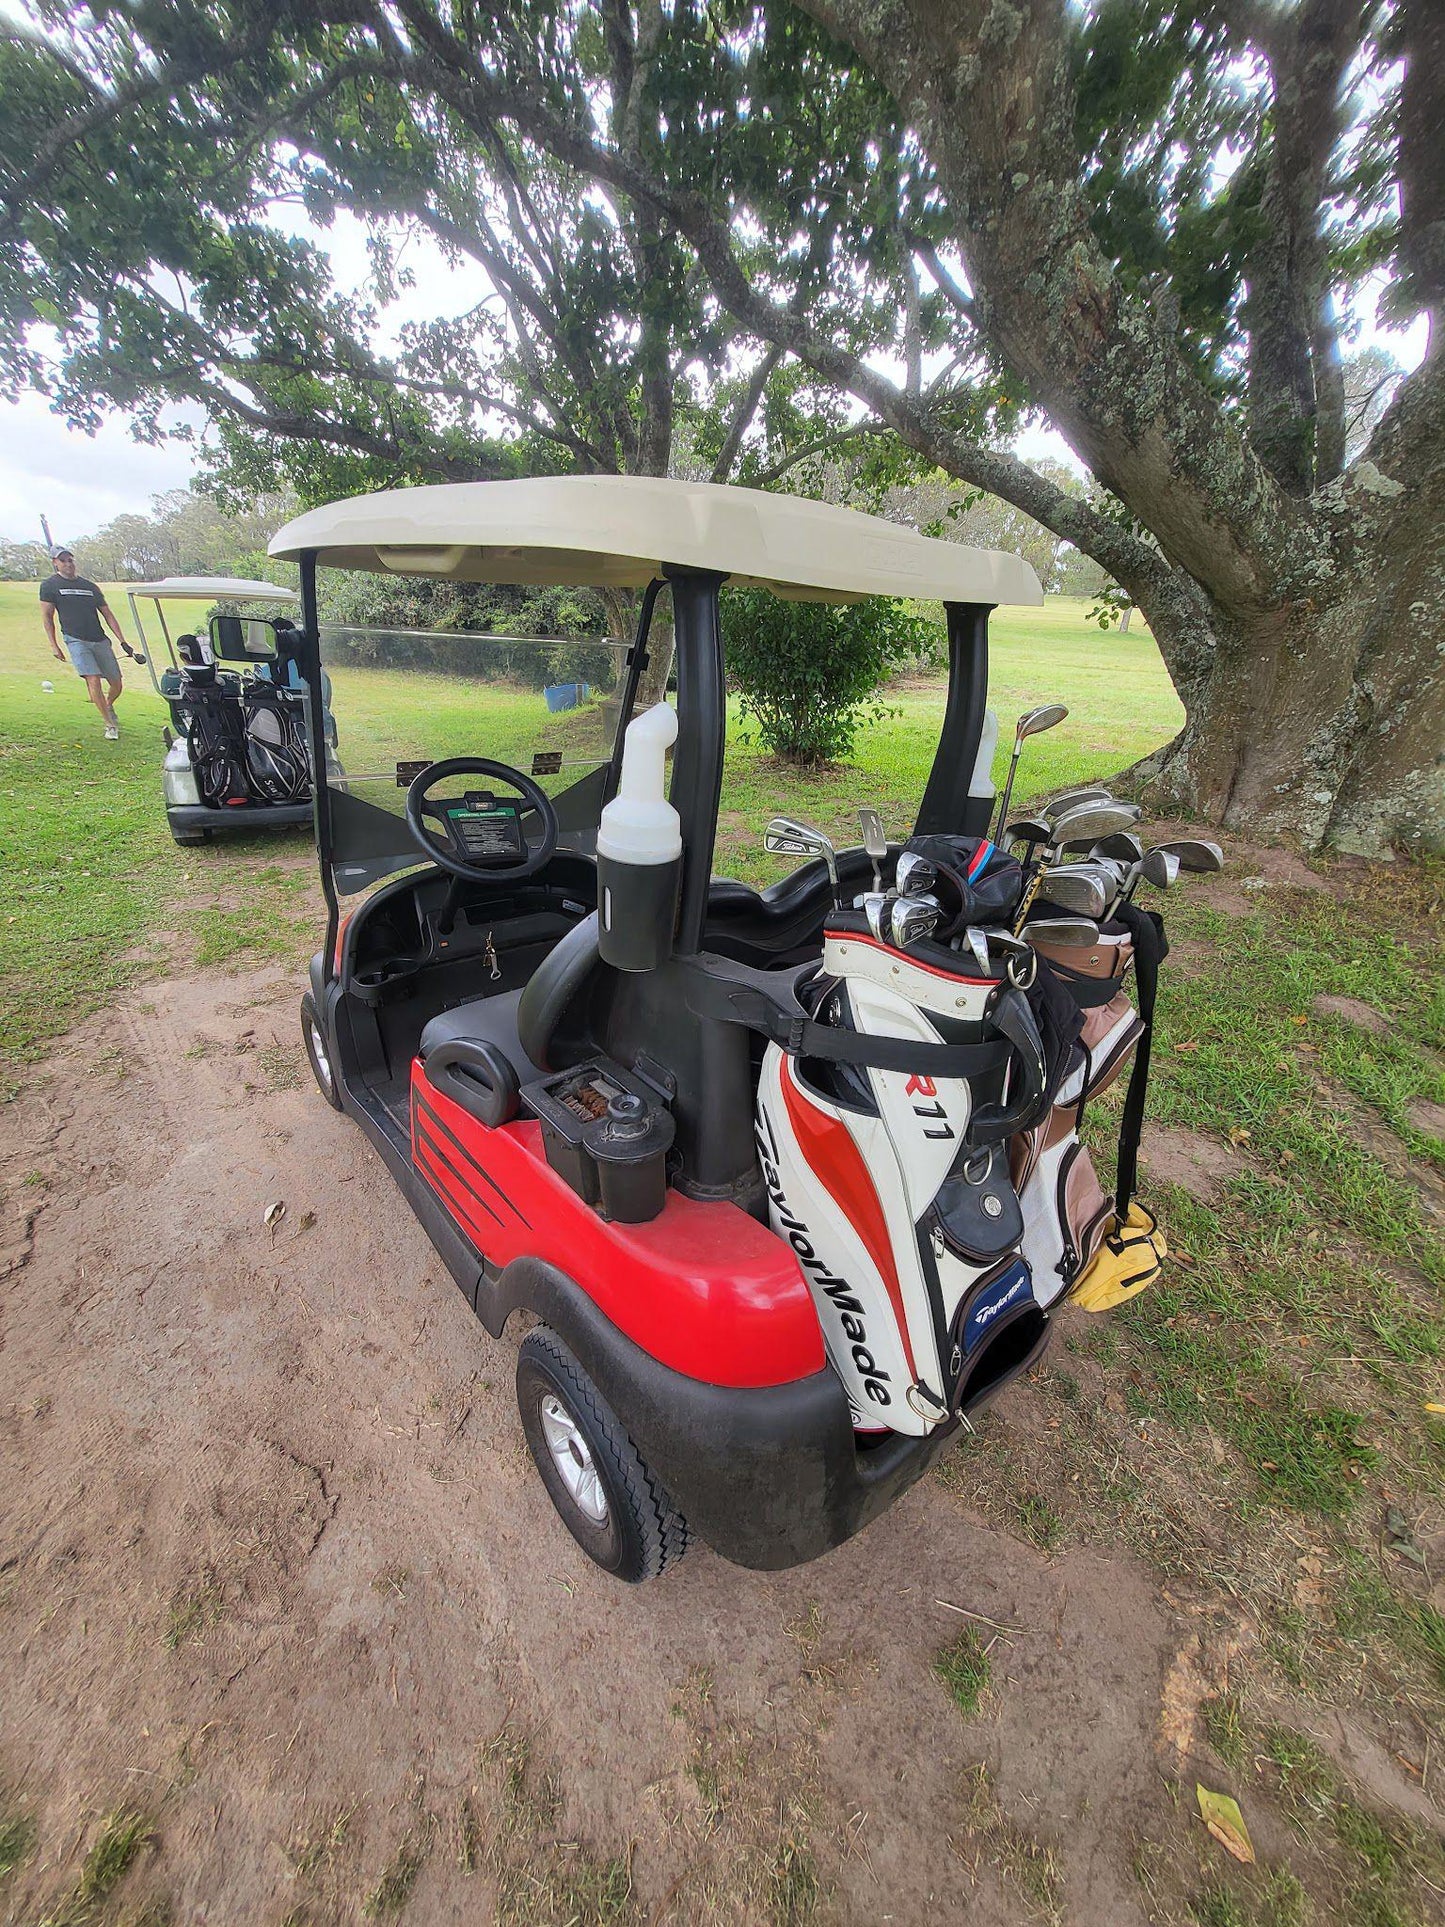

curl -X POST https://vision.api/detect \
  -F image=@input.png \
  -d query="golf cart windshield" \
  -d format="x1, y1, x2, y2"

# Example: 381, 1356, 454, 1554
317, 614, 629, 894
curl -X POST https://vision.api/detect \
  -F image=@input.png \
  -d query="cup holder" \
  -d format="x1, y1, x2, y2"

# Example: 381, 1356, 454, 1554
350, 956, 421, 1007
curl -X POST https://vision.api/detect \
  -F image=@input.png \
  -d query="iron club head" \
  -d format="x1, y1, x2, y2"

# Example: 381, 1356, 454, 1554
1025, 916, 1103, 947
894, 850, 938, 897
889, 893, 943, 949
1035, 867, 1108, 919
1152, 838, 1224, 874
1139, 847, 1181, 891
764, 814, 841, 905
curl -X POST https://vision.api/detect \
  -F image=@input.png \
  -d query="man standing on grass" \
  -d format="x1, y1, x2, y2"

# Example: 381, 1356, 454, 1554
39, 547, 129, 739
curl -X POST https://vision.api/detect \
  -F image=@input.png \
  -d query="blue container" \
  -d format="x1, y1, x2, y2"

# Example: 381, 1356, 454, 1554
543, 681, 591, 713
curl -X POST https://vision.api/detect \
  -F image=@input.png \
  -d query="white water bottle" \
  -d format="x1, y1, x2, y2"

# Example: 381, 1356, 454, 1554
595, 702, 683, 972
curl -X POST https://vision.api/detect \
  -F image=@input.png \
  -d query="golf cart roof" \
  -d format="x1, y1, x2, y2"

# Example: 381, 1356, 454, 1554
269, 476, 1043, 605
126, 576, 298, 603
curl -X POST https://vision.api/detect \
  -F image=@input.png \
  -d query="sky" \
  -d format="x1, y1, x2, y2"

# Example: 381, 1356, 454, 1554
0, 212, 1429, 547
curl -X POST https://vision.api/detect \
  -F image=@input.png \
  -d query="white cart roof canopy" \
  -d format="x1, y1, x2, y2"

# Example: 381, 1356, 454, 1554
269, 476, 1043, 606
126, 576, 298, 602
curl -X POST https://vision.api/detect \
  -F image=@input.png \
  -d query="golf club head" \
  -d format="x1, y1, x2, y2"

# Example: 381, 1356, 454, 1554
1036, 868, 1108, 919
1014, 702, 1069, 749
1092, 830, 1144, 864
1003, 816, 1052, 850
962, 926, 991, 974
862, 892, 890, 942
1140, 847, 1181, 890
1026, 916, 1102, 947
765, 814, 841, 902
890, 893, 942, 949
895, 850, 938, 897
1048, 800, 1143, 851
858, 807, 888, 861
1045, 785, 1112, 817
1153, 838, 1224, 874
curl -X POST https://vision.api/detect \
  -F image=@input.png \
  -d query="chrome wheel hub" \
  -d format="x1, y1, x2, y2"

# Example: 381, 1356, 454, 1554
540, 1394, 609, 1526
309, 1019, 333, 1091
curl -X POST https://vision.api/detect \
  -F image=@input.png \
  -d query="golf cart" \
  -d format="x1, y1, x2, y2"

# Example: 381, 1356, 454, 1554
273, 476, 1181, 1581
128, 575, 317, 846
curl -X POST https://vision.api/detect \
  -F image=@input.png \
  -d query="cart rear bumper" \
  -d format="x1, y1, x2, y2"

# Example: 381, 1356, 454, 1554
487, 1255, 960, 1571
167, 801, 314, 836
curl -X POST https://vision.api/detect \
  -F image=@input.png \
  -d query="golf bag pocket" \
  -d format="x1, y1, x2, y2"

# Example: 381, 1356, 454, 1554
930, 1146, 1024, 1264
1070, 1202, 1167, 1311
1018, 1134, 1112, 1307
1081, 990, 1145, 1099
949, 1257, 1049, 1413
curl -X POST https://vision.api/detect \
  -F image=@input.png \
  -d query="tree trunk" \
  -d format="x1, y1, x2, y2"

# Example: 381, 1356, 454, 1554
1132, 459, 1445, 855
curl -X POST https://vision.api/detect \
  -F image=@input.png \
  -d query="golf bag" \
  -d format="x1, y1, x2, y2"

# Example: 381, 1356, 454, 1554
178, 665, 251, 808
754, 907, 1061, 1437
241, 683, 311, 804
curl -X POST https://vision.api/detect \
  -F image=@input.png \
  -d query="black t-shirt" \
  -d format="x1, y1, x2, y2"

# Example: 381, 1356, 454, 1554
40, 574, 108, 644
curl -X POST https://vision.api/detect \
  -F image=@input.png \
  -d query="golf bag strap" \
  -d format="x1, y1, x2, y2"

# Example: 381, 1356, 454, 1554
1111, 903, 1169, 1215
683, 957, 1013, 1081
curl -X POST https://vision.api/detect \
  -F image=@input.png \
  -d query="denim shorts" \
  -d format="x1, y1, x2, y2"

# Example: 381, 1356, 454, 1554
64, 634, 121, 680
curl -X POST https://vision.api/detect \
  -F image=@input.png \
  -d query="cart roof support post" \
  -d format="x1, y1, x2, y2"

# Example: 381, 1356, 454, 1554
666, 567, 728, 957
916, 601, 994, 839
297, 548, 339, 971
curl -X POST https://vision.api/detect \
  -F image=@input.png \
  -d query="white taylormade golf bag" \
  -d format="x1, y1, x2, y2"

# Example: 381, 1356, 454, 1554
754, 918, 1053, 1439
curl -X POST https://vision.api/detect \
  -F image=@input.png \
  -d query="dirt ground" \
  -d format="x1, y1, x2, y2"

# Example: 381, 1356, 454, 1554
0, 952, 1439, 1924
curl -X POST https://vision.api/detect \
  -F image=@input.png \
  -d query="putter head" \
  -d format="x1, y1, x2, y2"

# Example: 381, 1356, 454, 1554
1048, 800, 1143, 851
1036, 868, 1108, 919
1045, 784, 1111, 817
1154, 838, 1224, 874
1004, 816, 1052, 850
1014, 702, 1069, 749
1026, 916, 1102, 948
889, 893, 942, 949
858, 808, 888, 861
894, 850, 938, 897
1140, 847, 1181, 890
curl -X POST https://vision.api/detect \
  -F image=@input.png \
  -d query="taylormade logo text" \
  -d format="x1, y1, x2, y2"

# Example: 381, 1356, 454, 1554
755, 1104, 893, 1408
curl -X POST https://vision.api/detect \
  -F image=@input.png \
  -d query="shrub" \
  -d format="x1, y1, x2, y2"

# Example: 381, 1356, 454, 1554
722, 588, 936, 764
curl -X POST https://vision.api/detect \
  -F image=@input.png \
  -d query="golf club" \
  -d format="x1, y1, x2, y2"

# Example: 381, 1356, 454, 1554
1013, 800, 1144, 931
890, 893, 943, 949
895, 850, 938, 898
991, 703, 1069, 841
1034, 867, 1108, 919
765, 815, 842, 908
1091, 830, 1144, 865
1044, 784, 1112, 816
862, 892, 890, 943
1003, 815, 1053, 854
1025, 916, 1103, 947
858, 808, 888, 892
1152, 838, 1224, 874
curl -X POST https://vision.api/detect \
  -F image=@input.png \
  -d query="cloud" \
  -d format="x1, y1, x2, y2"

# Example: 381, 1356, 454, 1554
0, 393, 198, 544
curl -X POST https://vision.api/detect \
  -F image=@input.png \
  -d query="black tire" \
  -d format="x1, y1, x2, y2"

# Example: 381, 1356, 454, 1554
301, 991, 344, 1110
516, 1328, 689, 1583
172, 829, 210, 847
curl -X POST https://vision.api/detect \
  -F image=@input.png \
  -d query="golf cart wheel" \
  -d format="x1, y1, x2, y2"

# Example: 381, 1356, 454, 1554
516, 1328, 690, 1583
172, 828, 211, 847
301, 991, 343, 1111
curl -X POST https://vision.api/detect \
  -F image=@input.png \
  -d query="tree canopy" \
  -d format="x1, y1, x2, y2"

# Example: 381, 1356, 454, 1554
1, 0, 1440, 849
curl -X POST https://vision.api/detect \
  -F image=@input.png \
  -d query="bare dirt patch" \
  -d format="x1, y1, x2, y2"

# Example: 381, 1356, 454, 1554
1407, 1097, 1445, 1142
1140, 1124, 1242, 1204
2, 970, 1440, 1924
1311, 993, 1389, 1036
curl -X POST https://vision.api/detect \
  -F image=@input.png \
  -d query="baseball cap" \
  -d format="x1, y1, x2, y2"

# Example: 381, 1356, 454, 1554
51, 546, 74, 560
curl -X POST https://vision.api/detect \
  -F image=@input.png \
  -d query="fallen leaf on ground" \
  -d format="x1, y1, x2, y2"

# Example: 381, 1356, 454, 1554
263, 1199, 287, 1231
1197, 1786, 1255, 1864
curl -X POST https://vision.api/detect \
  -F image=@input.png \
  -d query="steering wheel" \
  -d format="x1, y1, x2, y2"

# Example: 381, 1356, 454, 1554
404, 756, 560, 882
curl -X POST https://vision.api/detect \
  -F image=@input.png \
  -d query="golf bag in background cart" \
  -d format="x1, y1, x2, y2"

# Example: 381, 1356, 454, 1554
241, 681, 311, 805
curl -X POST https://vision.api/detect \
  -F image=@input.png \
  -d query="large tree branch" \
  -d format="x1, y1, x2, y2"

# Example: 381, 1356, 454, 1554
1243, 0, 1358, 493
709, 346, 785, 483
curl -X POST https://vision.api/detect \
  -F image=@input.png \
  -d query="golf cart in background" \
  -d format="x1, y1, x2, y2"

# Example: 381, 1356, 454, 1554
127, 575, 319, 847
271, 476, 1201, 1582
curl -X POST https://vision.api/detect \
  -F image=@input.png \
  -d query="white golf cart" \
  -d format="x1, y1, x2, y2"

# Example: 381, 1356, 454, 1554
127, 575, 316, 847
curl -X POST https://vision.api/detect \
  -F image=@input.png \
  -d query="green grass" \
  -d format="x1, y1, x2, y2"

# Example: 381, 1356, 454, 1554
0, 1809, 36, 1881
933, 1626, 993, 1717
37, 1808, 155, 1926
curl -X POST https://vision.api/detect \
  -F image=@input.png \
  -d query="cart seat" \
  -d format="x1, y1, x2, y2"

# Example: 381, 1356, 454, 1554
417, 991, 546, 1084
